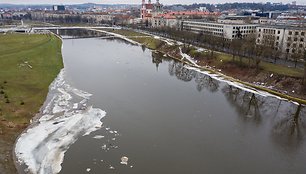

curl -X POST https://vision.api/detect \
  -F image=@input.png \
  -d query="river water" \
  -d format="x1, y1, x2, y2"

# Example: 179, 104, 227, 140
16, 30, 306, 174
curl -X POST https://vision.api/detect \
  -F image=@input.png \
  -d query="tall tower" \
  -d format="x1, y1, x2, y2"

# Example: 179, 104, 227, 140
155, 0, 162, 12
142, 0, 145, 8
141, 0, 146, 19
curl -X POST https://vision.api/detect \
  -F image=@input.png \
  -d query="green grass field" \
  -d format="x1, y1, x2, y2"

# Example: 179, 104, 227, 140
0, 33, 63, 174
100, 29, 164, 50
0, 33, 63, 124
216, 52, 303, 78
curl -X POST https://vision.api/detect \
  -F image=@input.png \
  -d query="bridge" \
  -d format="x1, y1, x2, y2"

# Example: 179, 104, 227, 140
0, 26, 121, 33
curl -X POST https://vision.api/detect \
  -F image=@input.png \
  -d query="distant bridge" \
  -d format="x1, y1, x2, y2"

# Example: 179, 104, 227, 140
32, 26, 120, 30
0, 26, 120, 33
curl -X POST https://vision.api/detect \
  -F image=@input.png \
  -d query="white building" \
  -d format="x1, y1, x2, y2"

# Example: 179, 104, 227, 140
181, 20, 257, 40
256, 25, 306, 56
151, 14, 177, 28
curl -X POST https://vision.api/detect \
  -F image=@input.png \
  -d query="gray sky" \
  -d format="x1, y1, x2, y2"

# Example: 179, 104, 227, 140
0, 0, 304, 5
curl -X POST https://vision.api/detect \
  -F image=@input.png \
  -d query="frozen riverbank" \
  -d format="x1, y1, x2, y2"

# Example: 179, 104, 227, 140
15, 70, 106, 174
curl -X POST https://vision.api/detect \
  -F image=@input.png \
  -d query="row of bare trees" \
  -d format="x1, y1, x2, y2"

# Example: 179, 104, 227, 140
144, 27, 305, 69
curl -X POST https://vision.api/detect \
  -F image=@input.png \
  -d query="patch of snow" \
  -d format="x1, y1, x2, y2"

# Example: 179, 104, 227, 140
73, 103, 78, 109
120, 156, 129, 165
179, 47, 200, 68
93, 135, 105, 139
101, 144, 107, 150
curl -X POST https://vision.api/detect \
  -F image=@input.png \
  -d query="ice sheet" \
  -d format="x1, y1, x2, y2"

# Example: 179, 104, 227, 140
15, 69, 106, 174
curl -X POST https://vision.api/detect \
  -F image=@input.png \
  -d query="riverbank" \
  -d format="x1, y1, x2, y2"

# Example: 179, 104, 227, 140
0, 33, 63, 173
97, 28, 306, 104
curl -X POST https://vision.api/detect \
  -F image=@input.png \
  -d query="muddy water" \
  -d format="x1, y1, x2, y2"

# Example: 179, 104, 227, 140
39, 30, 305, 174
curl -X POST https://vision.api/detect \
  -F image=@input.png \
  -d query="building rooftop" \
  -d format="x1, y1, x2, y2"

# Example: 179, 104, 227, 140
258, 24, 306, 30
183, 19, 258, 26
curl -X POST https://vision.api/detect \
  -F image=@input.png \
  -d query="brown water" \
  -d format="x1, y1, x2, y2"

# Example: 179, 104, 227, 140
58, 35, 306, 174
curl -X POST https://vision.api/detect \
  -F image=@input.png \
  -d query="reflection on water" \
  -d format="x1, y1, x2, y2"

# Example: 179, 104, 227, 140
50, 29, 108, 38
222, 84, 306, 150
273, 104, 306, 149
223, 86, 263, 124
57, 30, 306, 174
168, 58, 306, 150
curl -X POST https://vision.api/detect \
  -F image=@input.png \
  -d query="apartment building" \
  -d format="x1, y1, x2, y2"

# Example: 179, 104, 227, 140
256, 25, 305, 55
181, 20, 257, 40
151, 14, 177, 28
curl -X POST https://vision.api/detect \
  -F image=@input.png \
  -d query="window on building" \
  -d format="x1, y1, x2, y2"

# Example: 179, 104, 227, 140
293, 43, 297, 47
288, 37, 291, 41
276, 42, 279, 46
295, 31, 299, 35
292, 49, 295, 53
286, 49, 289, 53
277, 36, 279, 40
302, 32, 305, 36
278, 30, 280, 34
259, 29, 261, 32
287, 43, 291, 47
300, 44, 303, 48
289, 31, 292, 35
301, 38, 304, 42
294, 38, 297, 41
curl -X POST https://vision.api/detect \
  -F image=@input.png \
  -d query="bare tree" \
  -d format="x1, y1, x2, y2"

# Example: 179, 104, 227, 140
291, 50, 303, 68
303, 48, 306, 87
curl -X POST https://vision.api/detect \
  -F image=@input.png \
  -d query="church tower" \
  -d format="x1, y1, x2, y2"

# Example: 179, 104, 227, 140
155, 0, 162, 13
141, 0, 146, 19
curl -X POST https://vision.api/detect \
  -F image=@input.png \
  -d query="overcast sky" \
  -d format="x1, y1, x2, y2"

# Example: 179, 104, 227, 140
0, 0, 304, 5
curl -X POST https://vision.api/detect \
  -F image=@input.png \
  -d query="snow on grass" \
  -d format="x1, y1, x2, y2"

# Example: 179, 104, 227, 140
179, 47, 200, 68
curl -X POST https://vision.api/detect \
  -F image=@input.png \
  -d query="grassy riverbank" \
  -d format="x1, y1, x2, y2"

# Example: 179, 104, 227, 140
99, 28, 306, 103
0, 33, 63, 173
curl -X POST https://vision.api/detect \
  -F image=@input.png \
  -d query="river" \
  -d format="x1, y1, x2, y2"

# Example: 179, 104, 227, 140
15, 30, 306, 174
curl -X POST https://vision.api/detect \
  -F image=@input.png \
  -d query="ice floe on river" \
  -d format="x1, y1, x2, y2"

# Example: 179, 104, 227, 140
15, 69, 106, 174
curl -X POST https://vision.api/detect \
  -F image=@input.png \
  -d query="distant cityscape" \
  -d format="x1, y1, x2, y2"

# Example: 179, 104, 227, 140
0, 1, 305, 58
